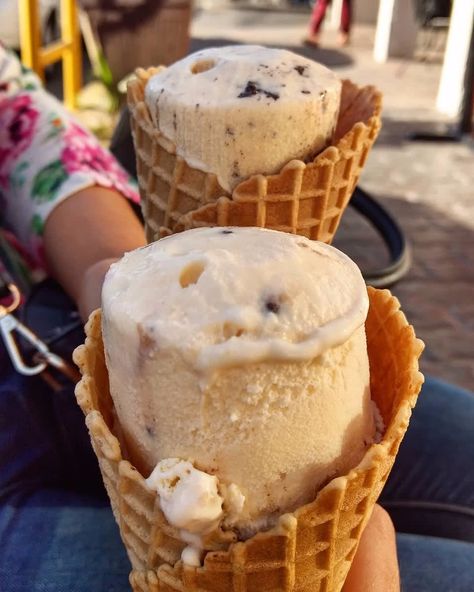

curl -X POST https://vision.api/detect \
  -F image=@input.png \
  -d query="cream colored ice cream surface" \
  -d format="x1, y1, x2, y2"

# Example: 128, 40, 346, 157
102, 227, 375, 549
144, 45, 341, 192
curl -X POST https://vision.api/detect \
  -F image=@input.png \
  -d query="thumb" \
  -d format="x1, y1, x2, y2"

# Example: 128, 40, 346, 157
342, 504, 400, 592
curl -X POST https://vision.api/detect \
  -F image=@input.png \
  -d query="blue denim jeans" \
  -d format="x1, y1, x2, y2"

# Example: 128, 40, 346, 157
1, 340, 474, 591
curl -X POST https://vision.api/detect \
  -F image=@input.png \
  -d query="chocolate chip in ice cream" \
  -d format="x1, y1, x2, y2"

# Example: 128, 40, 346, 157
264, 299, 281, 314
238, 81, 279, 101
238, 81, 259, 98
232, 160, 240, 178
294, 65, 307, 76
263, 89, 280, 101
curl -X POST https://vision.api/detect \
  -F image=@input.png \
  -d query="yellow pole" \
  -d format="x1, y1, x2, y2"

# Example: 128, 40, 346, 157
19, 0, 44, 82
60, 0, 82, 110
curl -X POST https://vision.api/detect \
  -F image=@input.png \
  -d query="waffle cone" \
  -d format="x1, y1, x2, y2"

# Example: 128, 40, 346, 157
127, 68, 382, 244
74, 287, 423, 592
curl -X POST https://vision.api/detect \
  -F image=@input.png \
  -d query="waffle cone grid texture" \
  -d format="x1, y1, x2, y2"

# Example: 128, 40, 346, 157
74, 287, 424, 592
127, 68, 382, 244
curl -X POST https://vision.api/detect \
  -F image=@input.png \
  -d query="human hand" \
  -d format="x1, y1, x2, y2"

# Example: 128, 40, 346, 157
342, 504, 400, 592
77, 257, 118, 321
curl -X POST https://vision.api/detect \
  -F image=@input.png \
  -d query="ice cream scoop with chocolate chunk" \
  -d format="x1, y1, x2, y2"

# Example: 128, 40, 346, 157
102, 227, 375, 546
145, 45, 341, 192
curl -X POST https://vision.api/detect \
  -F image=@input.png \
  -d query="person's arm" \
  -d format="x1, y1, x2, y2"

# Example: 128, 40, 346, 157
343, 504, 400, 592
43, 186, 145, 320
0, 44, 145, 316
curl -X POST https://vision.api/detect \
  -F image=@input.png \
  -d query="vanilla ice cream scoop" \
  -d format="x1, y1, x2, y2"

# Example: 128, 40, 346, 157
102, 227, 374, 535
145, 45, 341, 192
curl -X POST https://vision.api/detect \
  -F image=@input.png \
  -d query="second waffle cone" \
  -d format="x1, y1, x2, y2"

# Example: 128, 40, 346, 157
127, 68, 382, 244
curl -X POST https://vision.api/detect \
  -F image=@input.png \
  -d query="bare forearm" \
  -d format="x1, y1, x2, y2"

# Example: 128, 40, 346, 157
43, 186, 146, 307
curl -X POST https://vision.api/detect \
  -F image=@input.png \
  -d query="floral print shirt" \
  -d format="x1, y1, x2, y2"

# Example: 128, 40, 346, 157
0, 44, 139, 292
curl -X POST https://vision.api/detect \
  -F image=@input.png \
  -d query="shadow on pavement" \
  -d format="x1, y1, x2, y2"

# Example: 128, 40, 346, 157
375, 117, 468, 148
335, 194, 474, 390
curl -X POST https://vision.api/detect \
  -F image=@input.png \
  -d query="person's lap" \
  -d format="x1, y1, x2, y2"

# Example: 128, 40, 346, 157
2, 491, 473, 592
0, 489, 129, 592
381, 376, 474, 543
1, 355, 474, 590
397, 533, 474, 592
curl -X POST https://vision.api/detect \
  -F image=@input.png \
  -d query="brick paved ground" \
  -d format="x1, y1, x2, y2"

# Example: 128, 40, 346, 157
191, 6, 474, 390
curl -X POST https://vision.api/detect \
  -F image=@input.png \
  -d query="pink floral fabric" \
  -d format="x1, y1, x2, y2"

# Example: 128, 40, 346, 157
0, 95, 38, 179
0, 44, 139, 279
61, 123, 135, 201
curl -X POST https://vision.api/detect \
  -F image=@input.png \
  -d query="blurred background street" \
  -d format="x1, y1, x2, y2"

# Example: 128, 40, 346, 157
190, 1, 474, 390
